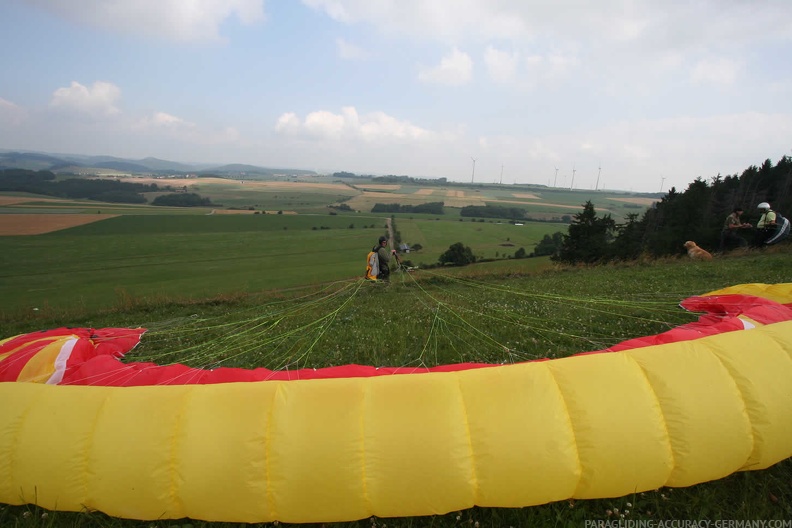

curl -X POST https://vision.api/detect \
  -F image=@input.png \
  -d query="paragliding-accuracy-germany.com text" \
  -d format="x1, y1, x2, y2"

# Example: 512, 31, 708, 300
584, 520, 792, 528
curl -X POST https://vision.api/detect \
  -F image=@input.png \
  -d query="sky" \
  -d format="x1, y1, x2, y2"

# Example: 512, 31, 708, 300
1, 1, 791, 193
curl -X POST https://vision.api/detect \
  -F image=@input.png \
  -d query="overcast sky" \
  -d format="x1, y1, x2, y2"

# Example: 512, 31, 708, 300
1, 1, 790, 192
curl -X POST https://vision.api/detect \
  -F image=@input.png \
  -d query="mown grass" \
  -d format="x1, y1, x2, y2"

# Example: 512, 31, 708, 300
2, 246, 791, 527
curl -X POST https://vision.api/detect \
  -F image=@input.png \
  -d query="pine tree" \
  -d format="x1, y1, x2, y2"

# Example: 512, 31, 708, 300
554, 201, 616, 264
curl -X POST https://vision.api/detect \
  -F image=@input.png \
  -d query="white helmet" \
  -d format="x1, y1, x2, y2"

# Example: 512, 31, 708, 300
757, 202, 771, 210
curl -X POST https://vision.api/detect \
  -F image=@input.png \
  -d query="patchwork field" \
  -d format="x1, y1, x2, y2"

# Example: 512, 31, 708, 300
78, 175, 659, 220
0, 214, 117, 235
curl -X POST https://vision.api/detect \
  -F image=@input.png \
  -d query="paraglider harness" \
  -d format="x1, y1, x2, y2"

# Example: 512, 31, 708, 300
758, 210, 791, 245
365, 246, 403, 281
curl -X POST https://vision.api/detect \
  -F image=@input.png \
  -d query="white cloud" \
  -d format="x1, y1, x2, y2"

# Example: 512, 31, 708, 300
275, 106, 446, 142
302, 0, 527, 40
418, 48, 473, 86
140, 112, 194, 128
524, 52, 579, 83
135, 111, 240, 145
0, 97, 27, 125
26, 0, 265, 42
336, 37, 370, 60
304, 110, 348, 139
276, 113, 302, 135
691, 58, 742, 85
49, 81, 121, 118
302, 1, 792, 45
359, 111, 432, 141
302, 1, 792, 94
484, 46, 519, 84
302, 0, 353, 23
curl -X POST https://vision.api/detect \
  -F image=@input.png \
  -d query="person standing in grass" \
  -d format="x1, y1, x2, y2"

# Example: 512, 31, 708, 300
754, 201, 791, 246
373, 235, 396, 281
719, 207, 751, 251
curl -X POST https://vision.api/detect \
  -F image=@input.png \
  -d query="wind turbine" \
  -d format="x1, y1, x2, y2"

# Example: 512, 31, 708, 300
660, 176, 666, 192
471, 157, 477, 183
553, 167, 559, 187
570, 164, 576, 189
595, 165, 601, 191
500, 164, 504, 185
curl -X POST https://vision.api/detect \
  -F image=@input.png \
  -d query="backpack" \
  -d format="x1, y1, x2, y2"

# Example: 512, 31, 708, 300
365, 248, 380, 280
765, 213, 790, 245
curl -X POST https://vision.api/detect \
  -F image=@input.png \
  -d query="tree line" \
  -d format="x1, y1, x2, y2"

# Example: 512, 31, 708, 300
0, 169, 216, 207
0, 169, 159, 203
372, 202, 445, 214
460, 205, 527, 220
553, 155, 792, 264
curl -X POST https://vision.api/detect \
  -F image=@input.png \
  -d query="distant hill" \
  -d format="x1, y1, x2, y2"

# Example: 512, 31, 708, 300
0, 151, 70, 171
136, 157, 196, 172
94, 161, 152, 172
200, 164, 317, 177
0, 150, 317, 177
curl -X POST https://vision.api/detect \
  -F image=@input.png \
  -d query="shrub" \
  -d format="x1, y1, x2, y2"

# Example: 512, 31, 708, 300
439, 242, 476, 266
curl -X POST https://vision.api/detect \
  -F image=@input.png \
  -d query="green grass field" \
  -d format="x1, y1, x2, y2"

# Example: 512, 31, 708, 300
397, 217, 566, 264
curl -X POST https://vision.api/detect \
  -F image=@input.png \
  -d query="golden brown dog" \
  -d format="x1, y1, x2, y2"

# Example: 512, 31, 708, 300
684, 240, 713, 261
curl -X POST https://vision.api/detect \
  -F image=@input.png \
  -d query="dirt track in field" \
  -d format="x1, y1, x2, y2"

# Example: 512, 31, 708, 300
0, 214, 117, 235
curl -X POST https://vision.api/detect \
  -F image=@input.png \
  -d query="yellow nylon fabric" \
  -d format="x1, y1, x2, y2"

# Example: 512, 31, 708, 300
0, 285, 791, 523
16, 339, 70, 383
705, 282, 792, 303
